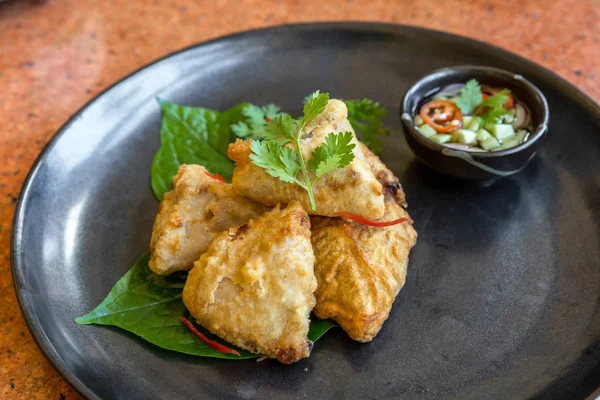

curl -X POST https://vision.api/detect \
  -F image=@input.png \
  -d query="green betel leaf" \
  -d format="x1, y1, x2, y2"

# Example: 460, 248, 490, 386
150, 100, 248, 201
77, 253, 336, 359
308, 318, 337, 342
75, 253, 256, 359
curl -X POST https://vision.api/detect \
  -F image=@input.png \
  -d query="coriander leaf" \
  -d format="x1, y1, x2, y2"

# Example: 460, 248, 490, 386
479, 89, 510, 126
279, 145, 302, 178
261, 104, 280, 120
344, 99, 389, 155
479, 89, 510, 110
249, 140, 303, 185
308, 145, 328, 172
303, 95, 390, 154
454, 79, 482, 114
264, 113, 297, 142
308, 131, 355, 185
250, 92, 359, 212
231, 103, 282, 140
314, 154, 342, 178
345, 98, 387, 119
231, 121, 253, 138
482, 107, 507, 126
326, 130, 356, 168
302, 90, 330, 124
302, 93, 312, 105
76, 253, 256, 359
243, 104, 269, 127
308, 131, 355, 173
151, 100, 246, 201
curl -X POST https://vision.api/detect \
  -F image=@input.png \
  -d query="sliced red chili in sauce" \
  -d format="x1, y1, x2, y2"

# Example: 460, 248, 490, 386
335, 212, 411, 227
419, 100, 463, 133
179, 316, 241, 356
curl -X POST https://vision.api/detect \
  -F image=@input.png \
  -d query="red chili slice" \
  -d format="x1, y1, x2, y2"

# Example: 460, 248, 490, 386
481, 87, 515, 109
335, 212, 412, 227
179, 316, 241, 356
204, 171, 225, 183
419, 100, 463, 133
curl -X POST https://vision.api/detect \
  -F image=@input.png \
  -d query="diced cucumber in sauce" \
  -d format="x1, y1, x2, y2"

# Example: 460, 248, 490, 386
414, 88, 532, 152
476, 129, 492, 142
431, 134, 452, 144
500, 137, 520, 150
467, 117, 483, 131
503, 113, 515, 123
455, 129, 478, 145
418, 124, 437, 138
481, 137, 501, 150
491, 124, 516, 142
484, 122, 496, 132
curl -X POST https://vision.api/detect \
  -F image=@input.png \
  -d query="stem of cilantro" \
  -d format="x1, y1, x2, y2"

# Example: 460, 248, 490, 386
295, 121, 317, 211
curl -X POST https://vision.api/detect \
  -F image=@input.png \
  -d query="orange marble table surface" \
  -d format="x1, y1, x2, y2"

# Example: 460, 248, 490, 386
0, 0, 598, 398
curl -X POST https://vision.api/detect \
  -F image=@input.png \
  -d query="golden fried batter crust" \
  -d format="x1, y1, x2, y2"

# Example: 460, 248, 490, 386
182, 201, 317, 364
359, 142, 407, 206
228, 99, 385, 219
310, 201, 417, 342
149, 164, 268, 275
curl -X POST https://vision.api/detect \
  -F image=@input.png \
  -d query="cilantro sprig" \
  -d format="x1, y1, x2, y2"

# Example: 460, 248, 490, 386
344, 99, 389, 154
478, 89, 510, 126
250, 91, 356, 211
302, 95, 389, 155
453, 79, 511, 126
231, 104, 281, 139
455, 79, 483, 115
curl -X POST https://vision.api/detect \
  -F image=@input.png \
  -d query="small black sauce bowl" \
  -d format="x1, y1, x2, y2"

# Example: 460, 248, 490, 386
400, 65, 549, 180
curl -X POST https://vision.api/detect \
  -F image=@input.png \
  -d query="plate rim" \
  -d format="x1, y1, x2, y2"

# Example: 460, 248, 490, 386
10, 21, 600, 400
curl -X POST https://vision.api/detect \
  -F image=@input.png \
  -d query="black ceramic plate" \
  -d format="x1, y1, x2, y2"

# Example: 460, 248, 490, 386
12, 23, 600, 400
